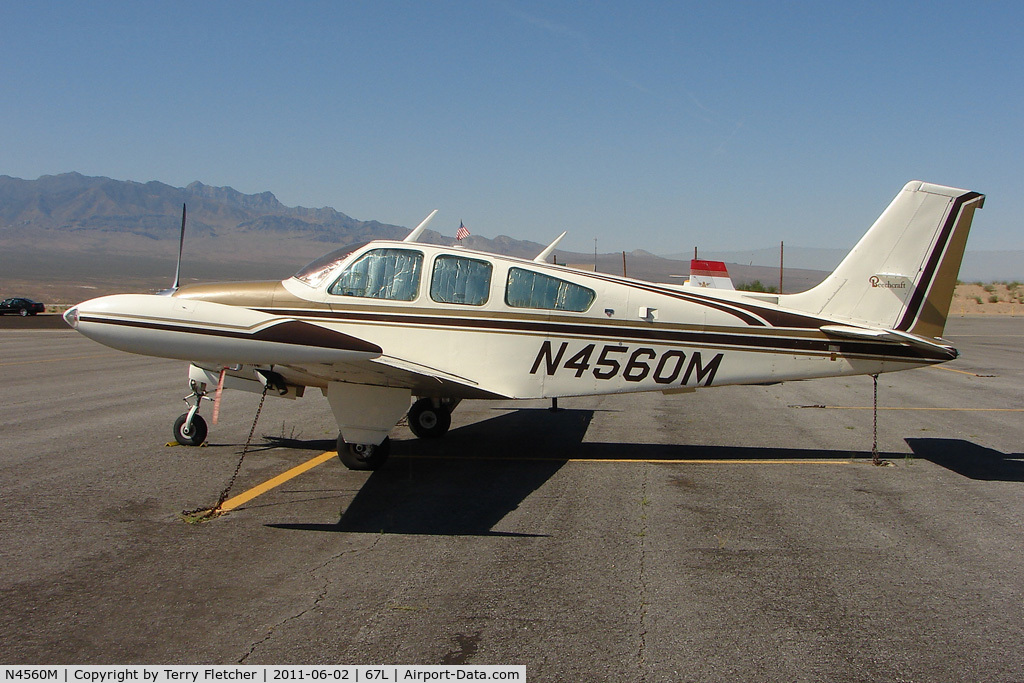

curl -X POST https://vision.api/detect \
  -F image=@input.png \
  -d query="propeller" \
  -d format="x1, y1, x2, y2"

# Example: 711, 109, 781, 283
158, 203, 187, 296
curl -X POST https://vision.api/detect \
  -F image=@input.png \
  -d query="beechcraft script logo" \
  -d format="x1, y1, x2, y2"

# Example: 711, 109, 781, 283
870, 275, 909, 289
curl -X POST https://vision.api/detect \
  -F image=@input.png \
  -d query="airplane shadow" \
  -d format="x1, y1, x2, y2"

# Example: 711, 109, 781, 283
906, 438, 1024, 482
263, 412, 1024, 536
268, 408, 596, 536
265, 407, 887, 537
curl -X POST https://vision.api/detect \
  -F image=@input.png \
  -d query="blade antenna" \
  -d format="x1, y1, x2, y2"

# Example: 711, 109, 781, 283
172, 203, 186, 290
534, 231, 567, 263
403, 209, 439, 243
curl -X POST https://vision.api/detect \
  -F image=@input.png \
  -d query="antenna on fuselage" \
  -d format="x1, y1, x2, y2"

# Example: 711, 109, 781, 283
534, 231, 567, 263
403, 209, 439, 243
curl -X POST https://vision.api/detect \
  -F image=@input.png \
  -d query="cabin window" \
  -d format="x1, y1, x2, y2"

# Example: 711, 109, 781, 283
328, 248, 424, 301
430, 255, 492, 305
505, 268, 596, 312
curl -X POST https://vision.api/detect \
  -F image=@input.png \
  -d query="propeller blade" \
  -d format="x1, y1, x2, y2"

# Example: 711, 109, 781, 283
172, 203, 186, 291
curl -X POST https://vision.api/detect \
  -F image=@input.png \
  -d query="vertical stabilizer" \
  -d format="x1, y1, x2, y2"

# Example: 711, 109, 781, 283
685, 259, 735, 290
783, 182, 984, 337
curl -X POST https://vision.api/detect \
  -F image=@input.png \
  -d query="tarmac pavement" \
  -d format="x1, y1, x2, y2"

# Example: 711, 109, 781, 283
1, 316, 1022, 681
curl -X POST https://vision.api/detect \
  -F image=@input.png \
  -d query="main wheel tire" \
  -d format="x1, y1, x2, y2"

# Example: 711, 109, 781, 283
173, 413, 208, 446
337, 435, 391, 470
407, 398, 451, 439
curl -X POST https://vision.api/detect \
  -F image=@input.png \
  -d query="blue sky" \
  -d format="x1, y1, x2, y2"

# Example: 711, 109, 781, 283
2, 1, 1020, 254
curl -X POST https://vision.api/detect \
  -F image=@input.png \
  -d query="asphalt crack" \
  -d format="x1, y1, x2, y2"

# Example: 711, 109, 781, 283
637, 466, 650, 681
238, 533, 385, 663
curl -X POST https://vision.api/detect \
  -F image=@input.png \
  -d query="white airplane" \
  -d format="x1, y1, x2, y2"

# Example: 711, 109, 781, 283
64, 181, 984, 470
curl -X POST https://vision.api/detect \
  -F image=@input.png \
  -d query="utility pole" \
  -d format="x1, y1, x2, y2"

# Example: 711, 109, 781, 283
594, 238, 598, 272
779, 240, 784, 294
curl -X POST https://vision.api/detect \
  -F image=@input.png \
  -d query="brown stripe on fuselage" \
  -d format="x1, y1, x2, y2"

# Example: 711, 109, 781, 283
253, 306, 954, 362
252, 320, 382, 353
79, 314, 381, 354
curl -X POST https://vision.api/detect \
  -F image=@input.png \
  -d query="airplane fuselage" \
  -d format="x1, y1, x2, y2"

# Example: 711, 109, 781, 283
147, 240, 952, 401
64, 181, 984, 468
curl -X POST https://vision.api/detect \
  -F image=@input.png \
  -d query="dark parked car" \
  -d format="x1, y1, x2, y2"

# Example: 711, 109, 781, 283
0, 298, 45, 316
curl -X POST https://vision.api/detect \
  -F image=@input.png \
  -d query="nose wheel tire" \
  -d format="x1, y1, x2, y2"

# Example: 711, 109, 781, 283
337, 435, 391, 470
173, 413, 208, 446
407, 398, 452, 439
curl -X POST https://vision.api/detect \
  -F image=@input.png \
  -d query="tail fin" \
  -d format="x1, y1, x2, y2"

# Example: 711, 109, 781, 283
685, 259, 735, 290
784, 181, 984, 337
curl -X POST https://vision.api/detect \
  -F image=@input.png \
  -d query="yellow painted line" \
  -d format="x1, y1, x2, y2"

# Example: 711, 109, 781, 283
218, 450, 337, 512
395, 455, 852, 465
570, 458, 851, 465
0, 352, 118, 367
929, 365, 994, 377
217, 448, 856, 513
803, 406, 1024, 412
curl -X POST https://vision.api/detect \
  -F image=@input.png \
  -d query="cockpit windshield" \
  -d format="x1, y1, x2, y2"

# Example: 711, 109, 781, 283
292, 242, 369, 287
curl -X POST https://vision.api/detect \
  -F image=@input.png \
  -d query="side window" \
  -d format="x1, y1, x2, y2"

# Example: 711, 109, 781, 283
431, 255, 492, 305
505, 268, 596, 312
328, 248, 423, 301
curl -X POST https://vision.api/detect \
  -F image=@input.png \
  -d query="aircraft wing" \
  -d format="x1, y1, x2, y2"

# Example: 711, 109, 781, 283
370, 355, 509, 399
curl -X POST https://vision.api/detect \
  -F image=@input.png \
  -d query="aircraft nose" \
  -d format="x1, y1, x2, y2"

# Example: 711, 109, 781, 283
63, 306, 79, 329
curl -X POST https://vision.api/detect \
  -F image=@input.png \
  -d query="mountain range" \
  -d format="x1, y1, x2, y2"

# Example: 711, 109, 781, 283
0, 173, 827, 302
0, 172, 549, 258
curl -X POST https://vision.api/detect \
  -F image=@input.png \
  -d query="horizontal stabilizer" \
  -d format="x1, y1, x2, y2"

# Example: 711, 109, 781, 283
821, 324, 957, 358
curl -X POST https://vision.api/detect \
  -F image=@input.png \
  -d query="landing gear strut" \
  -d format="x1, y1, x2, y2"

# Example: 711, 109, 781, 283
337, 435, 391, 470
407, 398, 453, 439
327, 382, 409, 471
174, 380, 210, 446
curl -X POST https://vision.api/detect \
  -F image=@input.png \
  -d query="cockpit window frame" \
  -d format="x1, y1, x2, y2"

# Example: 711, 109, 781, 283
292, 242, 370, 288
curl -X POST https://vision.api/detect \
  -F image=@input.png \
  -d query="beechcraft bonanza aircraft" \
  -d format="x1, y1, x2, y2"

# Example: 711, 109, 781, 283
65, 181, 983, 470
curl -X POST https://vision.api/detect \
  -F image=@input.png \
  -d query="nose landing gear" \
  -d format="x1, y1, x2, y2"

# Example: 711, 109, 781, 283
173, 380, 210, 446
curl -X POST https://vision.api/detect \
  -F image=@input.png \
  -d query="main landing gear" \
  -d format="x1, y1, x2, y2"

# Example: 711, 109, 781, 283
406, 397, 454, 439
333, 396, 458, 471
337, 436, 392, 471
